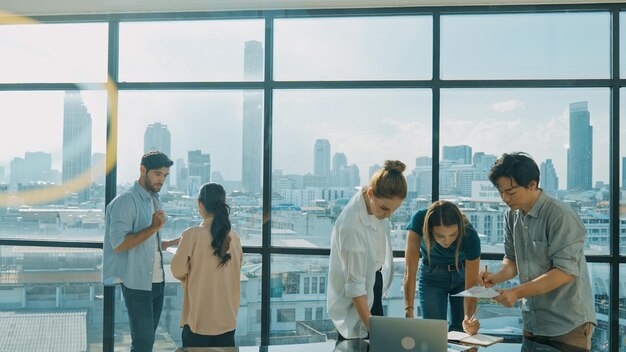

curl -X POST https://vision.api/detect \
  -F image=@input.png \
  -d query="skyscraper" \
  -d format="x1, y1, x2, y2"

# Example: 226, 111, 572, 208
62, 92, 92, 203
188, 150, 211, 185
241, 40, 263, 194
540, 159, 559, 196
10, 152, 52, 184
443, 145, 472, 164
144, 122, 171, 157
332, 153, 347, 187
144, 122, 172, 189
368, 164, 381, 181
567, 101, 593, 191
314, 139, 331, 185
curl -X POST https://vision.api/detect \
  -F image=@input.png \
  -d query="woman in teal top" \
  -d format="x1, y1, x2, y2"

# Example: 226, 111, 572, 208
403, 200, 481, 334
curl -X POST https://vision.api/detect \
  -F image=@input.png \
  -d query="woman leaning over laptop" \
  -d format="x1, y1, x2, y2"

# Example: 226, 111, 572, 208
403, 200, 481, 335
327, 160, 407, 340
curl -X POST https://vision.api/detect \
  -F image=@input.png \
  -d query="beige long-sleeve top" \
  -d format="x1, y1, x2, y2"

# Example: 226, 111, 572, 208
171, 223, 243, 335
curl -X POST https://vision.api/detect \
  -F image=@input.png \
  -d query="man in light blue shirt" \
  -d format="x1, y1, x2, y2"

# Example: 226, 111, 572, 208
103, 151, 179, 352
481, 152, 596, 351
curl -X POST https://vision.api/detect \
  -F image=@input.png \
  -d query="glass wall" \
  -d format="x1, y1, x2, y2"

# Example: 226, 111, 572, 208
0, 245, 103, 350
117, 90, 264, 247
0, 91, 107, 240
440, 12, 610, 80
271, 89, 431, 250
0, 4, 624, 351
273, 16, 432, 81
440, 88, 610, 254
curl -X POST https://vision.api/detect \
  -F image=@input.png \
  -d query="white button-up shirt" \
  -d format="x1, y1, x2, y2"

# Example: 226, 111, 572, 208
327, 190, 393, 339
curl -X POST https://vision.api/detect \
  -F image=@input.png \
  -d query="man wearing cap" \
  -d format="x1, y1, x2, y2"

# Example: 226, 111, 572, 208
103, 151, 180, 352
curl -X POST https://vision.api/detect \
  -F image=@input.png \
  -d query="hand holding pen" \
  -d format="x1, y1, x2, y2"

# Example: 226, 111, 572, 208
479, 264, 497, 288
462, 304, 480, 335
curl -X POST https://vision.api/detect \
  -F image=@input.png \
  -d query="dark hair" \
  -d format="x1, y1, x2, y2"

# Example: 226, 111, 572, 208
141, 151, 174, 172
368, 160, 408, 199
488, 152, 540, 188
422, 200, 468, 271
198, 183, 232, 267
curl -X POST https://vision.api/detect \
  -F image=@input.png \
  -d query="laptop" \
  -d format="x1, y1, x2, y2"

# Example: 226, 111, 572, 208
369, 316, 448, 352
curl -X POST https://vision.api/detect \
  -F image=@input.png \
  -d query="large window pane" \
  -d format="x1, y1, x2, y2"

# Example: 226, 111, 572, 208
0, 245, 103, 350
272, 89, 432, 250
0, 91, 108, 240
441, 89, 610, 254
274, 16, 432, 81
441, 12, 610, 79
119, 20, 265, 82
114, 253, 262, 348
0, 23, 108, 83
269, 255, 333, 344
117, 90, 263, 247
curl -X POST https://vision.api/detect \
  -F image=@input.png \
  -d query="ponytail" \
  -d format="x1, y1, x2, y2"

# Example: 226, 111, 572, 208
198, 183, 232, 267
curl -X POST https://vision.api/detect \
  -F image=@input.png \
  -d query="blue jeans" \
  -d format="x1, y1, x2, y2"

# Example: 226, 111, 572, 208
121, 282, 165, 352
418, 262, 465, 332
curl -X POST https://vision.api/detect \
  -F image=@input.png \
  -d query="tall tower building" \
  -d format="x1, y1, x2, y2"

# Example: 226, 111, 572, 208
473, 152, 497, 170
540, 159, 559, 196
188, 150, 211, 185
62, 92, 92, 203
567, 101, 593, 191
144, 122, 172, 189
369, 164, 381, 181
443, 145, 472, 164
314, 139, 331, 185
144, 122, 171, 157
332, 153, 348, 187
241, 40, 263, 194
25, 152, 52, 183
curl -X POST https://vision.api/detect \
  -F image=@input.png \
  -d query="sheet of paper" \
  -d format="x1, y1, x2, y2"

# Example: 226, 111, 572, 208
451, 286, 500, 298
166, 246, 177, 254
460, 334, 504, 346
447, 331, 470, 341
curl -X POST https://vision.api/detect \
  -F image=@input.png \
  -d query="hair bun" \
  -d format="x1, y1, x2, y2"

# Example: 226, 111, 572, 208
384, 160, 406, 173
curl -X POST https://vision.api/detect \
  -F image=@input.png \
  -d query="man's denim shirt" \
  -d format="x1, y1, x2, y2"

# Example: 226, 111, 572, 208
102, 181, 163, 291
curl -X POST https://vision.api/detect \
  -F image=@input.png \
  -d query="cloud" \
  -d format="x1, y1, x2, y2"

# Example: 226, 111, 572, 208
490, 99, 525, 113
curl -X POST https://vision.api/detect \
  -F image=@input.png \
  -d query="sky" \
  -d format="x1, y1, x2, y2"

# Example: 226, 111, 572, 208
0, 12, 625, 188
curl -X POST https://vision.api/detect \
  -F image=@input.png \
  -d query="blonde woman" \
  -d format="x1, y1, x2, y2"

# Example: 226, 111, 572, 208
403, 200, 481, 334
327, 160, 408, 340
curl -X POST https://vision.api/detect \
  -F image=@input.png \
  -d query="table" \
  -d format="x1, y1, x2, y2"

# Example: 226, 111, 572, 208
174, 337, 563, 352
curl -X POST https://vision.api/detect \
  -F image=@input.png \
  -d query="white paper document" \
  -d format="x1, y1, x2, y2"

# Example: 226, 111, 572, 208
447, 331, 504, 347
451, 286, 500, 298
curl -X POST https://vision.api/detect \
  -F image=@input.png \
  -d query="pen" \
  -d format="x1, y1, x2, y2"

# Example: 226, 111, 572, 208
469, 305, 479, 322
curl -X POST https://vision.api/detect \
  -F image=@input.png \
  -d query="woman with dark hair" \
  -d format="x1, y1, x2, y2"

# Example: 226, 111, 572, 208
403, 200, 481, 334
171, 183, 243, 347
327, 160, 408, 340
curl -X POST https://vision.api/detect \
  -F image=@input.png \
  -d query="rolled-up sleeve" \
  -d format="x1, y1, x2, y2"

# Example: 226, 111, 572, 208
107, 197, 134, 250
171, 230, 193, 281
337, 227, 367, 298
547, 213, 585, 278
503, 210, 516, 261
